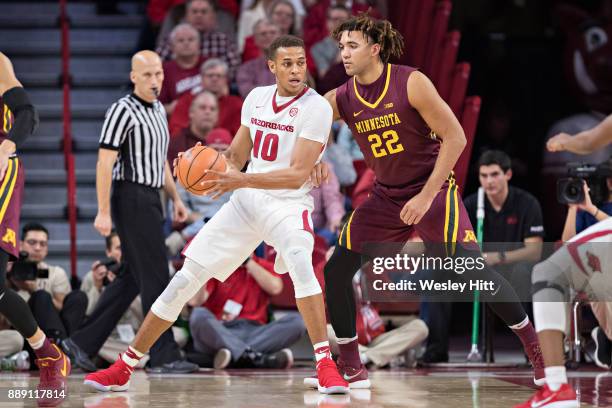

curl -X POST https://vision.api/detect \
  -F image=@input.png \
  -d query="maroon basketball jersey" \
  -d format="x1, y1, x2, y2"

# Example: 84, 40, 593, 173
336, 64, 439, 188
0, 96, 11, 143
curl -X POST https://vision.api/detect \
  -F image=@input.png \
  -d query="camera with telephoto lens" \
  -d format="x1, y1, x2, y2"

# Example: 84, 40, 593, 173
11, 251, 49, 281
557, 161, 612, 205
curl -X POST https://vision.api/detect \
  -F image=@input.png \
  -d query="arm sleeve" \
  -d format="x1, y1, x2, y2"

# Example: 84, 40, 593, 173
524, 197, 545, 238
299, 97, 333, 144
2, 86, 39, 148
99, 102, 131, 150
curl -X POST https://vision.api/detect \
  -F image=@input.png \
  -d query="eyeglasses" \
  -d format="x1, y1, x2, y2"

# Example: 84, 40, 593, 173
203, 73, 225, 78
25, 239, 48, 248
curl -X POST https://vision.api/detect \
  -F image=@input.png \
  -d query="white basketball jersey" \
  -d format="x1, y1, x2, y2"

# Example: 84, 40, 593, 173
240, 85, 333, 198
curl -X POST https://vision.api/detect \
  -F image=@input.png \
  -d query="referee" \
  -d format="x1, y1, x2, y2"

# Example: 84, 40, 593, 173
63, 51, 197, 373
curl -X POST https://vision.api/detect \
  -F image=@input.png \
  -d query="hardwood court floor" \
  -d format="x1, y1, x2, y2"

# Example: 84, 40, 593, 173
0, 367, 607, 407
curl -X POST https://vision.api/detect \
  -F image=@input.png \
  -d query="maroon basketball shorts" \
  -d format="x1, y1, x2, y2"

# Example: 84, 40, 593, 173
0, 157, 23, 258
338, 179, 478, 256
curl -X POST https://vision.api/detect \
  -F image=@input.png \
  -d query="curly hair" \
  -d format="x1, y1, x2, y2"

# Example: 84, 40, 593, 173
332, 14, 404, 64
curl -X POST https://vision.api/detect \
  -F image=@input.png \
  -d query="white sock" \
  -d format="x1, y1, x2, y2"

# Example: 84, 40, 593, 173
545, 366, 567, 391
28, 333, 45, 350
360, 352, 370, 365
313, 341, 330, 362
121, 346, 144, 368
508, 316, 530, 330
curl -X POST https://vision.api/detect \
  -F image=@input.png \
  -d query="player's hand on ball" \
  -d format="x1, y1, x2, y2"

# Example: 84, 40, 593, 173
546, 133, 571, 152
400, 191, 435, 225
310, 161, 329, 187
173, 198, 189, 223
201, 167, 246, 200
94, 211, 113, 236
173, 142, 203, 177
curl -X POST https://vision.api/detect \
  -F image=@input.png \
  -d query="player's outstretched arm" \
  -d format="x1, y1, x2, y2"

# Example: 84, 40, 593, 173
547, 114, 612, 154
223, 125, 254, 171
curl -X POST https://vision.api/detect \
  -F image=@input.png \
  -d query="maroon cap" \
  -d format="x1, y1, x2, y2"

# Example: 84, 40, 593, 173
206, 128, 232, 148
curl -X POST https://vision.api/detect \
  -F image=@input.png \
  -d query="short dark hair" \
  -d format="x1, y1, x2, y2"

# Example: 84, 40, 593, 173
265, 35, 304, 60
22, 222, 49, 240
477, 150, 512, 173
105, 229, 119, 251
328, 5, 350, 17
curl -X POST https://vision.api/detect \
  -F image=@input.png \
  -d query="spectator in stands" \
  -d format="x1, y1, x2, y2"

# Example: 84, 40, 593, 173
167, 91, 231, 161
560, 177, 612, 369
169, 58, 243, 136
311, 5, 350, 79
187, 254, 305, 369
159, 23, 206, 114
236, 19, 280, 98
236, 0, 275, 54
336, 123, 364, 161
241, 0, 299, 62
422, 150, 545, 363
10, 223, 87, 341
310, 161, 345, 246
156, 0, 240, 79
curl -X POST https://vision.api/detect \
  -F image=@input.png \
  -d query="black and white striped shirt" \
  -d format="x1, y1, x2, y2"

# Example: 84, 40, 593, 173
99, 94, 169, 188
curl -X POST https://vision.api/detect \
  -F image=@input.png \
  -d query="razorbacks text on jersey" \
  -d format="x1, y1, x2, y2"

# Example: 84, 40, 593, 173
240, 85, 333, 198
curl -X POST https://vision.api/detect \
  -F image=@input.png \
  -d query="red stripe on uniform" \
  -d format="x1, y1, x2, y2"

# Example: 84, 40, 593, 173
302, 210, 314, 236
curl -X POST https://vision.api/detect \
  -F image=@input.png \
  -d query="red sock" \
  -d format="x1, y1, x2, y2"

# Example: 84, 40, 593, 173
337, 337, 361, 368
511, 320, 538, 347
33, 338, 60, 360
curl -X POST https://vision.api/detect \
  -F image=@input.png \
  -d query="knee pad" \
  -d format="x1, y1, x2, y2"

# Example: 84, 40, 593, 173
531, 261, 568, 302
151, 258, 213, 322
533, 300, 567, 333
278, 233, 321, 298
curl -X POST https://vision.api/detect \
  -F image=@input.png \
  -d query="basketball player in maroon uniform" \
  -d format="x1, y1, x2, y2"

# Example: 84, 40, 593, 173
0, 52, 71, 402
318, 16, 544, 388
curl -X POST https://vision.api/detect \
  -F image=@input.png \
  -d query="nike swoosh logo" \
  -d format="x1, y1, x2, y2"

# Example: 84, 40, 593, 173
256, 105, 264, 108
531, 395, 554, 407
343, 370, 362, 381
60, 354, 68, 377
353, 110, 364, 117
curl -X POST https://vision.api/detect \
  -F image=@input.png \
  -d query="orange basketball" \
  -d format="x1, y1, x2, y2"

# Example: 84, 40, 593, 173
176, 145, 227, 195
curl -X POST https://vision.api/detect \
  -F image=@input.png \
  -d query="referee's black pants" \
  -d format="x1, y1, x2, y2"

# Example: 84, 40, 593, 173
72, 181, 181, 366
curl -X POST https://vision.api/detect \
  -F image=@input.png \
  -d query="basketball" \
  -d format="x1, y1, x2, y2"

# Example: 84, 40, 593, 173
176, 145, 227, 195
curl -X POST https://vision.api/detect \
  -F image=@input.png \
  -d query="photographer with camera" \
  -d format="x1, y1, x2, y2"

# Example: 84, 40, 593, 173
10, 223, 88, 342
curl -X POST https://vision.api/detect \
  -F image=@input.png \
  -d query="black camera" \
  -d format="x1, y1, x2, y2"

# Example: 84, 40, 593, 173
11, 251, 49, 281
97, 257, 121, 286
557, 161, 612, 205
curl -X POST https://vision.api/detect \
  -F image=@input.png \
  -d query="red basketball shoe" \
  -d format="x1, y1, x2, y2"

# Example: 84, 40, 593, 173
36, 343, 71, 407
84, 356, 133, 392
513, 383, 579, 408
316, 357, 349, 394
304, 359, 371, 389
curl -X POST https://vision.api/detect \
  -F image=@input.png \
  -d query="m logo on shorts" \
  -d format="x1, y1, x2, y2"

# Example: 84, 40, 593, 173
463, 230, 477, 243
2, 228, 16, 247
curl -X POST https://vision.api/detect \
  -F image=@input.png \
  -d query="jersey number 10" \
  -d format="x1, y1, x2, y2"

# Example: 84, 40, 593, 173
253, 130, 279, 161
367, 129, 404, 158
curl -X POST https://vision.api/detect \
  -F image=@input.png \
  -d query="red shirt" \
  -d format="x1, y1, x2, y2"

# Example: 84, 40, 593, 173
169, 90, 243, 137
203, 257, 278, 325
159, 56, 206, 105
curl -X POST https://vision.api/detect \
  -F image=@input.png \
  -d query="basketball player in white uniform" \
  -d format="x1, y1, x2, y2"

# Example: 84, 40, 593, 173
517, 115, 612, 408
84, 36, 349, 395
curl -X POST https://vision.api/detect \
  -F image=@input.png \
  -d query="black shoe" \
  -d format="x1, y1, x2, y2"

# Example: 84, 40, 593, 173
254, 348, 293, 369
592, 327, 612, 369
418, 352, 449, 365
146, 359, 199, 374
60, 338, 97, 372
